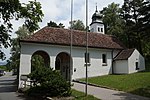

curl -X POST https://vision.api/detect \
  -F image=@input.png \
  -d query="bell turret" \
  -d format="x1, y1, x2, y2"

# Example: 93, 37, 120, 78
90, 5, 105, 34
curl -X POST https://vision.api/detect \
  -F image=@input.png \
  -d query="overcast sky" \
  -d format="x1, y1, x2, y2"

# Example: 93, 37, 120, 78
0, 0, 124, 63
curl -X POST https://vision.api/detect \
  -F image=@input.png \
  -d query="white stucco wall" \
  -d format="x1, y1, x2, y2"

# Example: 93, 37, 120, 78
113, 60, 128, 74
72, 48, 113, 79
19, 43, 52, 88
128, 49, 145, 73
19, 42, 114, 88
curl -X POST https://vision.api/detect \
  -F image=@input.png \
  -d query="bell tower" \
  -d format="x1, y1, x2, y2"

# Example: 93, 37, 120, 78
90, 5, 105, 34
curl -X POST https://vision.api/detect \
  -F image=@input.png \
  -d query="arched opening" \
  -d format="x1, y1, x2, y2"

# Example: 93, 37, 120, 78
55, 52, 72, 81
31, 50, 50, 72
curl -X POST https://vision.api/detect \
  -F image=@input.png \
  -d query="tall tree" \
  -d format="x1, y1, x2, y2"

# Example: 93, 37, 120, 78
15, 25, 31, 38
69, 20, 85, 31
139, 1, 150, 37
10, 25, 45, 77
122, 0, 148, 55
138, 1, 150, 57
101, 2, 126, 44
9, 26, 32, 76
6, 60, 12, 71
0, 0, 44, 59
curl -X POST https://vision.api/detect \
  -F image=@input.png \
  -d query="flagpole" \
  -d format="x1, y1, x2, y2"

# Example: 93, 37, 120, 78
85, 0, 88, 96
70, 0, 73, 83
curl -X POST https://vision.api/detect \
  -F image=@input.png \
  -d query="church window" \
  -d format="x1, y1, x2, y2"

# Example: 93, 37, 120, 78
102, 54, 107, 66
98, 27, 100, 32
101, 28, 103, 32
135, 62, 139, 70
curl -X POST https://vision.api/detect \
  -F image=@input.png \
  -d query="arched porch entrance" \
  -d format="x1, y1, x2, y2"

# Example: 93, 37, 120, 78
55, 52, 72, 81
31, 50, 50, 72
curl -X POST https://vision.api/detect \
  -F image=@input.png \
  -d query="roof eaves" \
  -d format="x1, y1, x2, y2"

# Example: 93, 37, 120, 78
20, 40, 124, 50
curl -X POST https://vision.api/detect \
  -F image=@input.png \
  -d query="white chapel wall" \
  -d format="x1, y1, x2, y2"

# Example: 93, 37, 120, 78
72, 47, 113, 79
128, 49, 145, 73
19, 42, 114, 87
113, 60, 128, 74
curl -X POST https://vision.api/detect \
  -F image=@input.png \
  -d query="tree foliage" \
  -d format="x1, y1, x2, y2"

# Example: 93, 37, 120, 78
9, 25, 46, 77
100, 1, 150, 57
47, 21, 65, 28
140, 1, 150, 34
101, 2, 127, 44
0, 0, 43, 59
10, 26, 31, 71
31, 55, 45, 72
5, 60, 12, 71
69, 20, 85, 31
7, 25, 32, 77
15, 25, 31, 38
28, 67, 71, 97
122, 0, 150, 56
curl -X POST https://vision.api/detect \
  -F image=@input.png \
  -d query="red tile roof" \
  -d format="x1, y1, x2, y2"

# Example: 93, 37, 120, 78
114, 48, 135, 60
20, 27, 126, 49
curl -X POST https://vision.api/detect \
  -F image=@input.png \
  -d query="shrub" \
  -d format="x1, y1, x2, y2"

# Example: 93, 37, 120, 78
27, 67, 71, 97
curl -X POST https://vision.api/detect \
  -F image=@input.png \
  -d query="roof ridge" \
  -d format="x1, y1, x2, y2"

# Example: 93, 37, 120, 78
45, 26, 113, 37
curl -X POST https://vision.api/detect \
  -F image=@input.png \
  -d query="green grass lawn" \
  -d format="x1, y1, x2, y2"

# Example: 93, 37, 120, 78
80, 62, 150, 98
71, 89, 100, 100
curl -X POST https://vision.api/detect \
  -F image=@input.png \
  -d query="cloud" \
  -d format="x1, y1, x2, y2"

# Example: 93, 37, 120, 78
39, 0, 123, 28
37, 0, 72, 28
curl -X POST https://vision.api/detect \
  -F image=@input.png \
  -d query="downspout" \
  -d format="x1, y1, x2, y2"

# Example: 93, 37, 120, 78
111, 50, 114, 74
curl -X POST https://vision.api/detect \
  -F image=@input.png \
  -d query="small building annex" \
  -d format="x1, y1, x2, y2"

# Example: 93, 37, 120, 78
114, 49, 145, 74
19, 8, 145, 88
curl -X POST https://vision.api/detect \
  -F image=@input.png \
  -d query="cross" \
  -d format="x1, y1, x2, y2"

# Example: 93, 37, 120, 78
96, 3, 98, 12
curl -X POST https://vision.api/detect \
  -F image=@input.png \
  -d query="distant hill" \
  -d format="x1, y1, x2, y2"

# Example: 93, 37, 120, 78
0, 61, 7, 66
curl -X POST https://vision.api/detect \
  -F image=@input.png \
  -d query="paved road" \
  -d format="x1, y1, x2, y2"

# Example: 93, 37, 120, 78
0, 72, 26, 100
72, 82, 150, 100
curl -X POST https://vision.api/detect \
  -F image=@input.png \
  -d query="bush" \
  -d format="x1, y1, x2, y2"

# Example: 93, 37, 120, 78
27, 67, 71, 97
